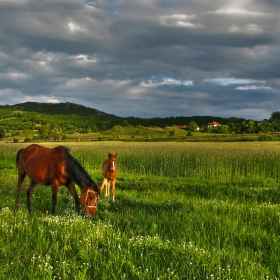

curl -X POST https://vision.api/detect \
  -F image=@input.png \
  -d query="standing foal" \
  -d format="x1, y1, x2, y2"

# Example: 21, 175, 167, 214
99, 153, 118, 202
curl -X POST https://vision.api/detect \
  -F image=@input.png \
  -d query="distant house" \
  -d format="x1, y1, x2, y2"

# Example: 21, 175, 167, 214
176, 125, 188, 130
207, 121, 222, 128
176, 125, 200, 131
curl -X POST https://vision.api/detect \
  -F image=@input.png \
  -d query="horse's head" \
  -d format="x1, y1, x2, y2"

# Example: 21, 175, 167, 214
108, 153, 118, 172
79, 186, 99, 216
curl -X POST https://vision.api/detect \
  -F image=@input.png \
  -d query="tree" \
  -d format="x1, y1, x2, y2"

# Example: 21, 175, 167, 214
112, 125, 124, 140
122, 120, 129, 126
39, 124, 52, 138
241, 121, 248, 133
189, 121, 198, 132
220, 125, 229, 134
270, 111, 280, 122
257, 121, 272, 133
271, 120, 280, 132
247, 120, 256, 133
169, 126, 176, 137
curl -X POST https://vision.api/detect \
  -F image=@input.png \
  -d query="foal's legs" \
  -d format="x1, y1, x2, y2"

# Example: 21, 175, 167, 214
105, 181, 111, 198
26, 181, 37, 214
100, 178, 109, 197
111, 179, 116, 203
100, 177, 115, 202
65, 181, 81, 213
15, 172, 26, 210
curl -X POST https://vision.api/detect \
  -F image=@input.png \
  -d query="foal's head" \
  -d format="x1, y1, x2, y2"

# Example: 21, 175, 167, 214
108, 153, 118, 172
79, 185, 99, 216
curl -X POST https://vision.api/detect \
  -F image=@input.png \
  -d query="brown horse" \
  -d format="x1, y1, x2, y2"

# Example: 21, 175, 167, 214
99, 153, 118, 202
15, 144, 100, 216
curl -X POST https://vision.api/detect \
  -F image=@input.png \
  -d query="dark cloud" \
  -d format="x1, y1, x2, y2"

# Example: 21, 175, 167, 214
0, 0, 279, 120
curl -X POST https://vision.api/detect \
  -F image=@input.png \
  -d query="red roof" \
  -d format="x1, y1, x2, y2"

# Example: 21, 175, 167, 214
208, 121, 221, 126
177, 125, 188, 129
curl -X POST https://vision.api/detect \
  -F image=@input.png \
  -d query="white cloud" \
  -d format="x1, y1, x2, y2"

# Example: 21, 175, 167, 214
56, 77, 94, 91
140, 77, 193, 88
68, 22, 84, 32
176, 21, 201, 28
161, 14, 197, 21
208, 8, 271, 17
75, 54, 97, 63
22, 95, 61, 103
204, 78, 266, 86
159, 14, 202, 28
236, 85, 271, 90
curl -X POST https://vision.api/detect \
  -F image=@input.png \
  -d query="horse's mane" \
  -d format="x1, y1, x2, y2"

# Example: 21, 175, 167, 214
64, 149, 100, 195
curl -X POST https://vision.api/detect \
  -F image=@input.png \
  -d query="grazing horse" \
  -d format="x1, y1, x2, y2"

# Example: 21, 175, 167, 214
15, 144, 100, 216
99, 153, 118, 202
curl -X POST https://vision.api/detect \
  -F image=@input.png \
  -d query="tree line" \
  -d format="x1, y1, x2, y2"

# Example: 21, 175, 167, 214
188, 119, 280, 134
1, 104, 280, 140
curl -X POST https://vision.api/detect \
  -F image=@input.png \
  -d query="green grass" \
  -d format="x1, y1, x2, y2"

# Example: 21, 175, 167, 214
1, 142, 280, 279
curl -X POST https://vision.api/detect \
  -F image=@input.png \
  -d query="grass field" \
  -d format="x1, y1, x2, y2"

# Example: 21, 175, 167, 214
0, 141, 280, 279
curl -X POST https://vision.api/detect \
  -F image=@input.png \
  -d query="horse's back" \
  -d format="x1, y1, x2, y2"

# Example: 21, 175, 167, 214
17, 144, 68, 184
19, 144, 68, 161
19, 144, 53, 165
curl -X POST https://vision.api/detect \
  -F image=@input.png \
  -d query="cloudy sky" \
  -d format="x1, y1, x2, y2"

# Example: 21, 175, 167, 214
0, 0, 279, 120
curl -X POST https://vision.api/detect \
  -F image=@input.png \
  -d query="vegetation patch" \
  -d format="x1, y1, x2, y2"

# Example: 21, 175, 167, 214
1, 102, 280, 143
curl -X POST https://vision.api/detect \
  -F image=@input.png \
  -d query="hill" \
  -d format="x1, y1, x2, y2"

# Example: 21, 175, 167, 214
8, 101, 112, 117
0, 102, 248, 140
1, 102, 245, 128
0, 102, 122, 135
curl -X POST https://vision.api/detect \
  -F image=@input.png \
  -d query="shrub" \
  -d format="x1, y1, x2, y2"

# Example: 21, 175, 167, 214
258, 134, 272, 141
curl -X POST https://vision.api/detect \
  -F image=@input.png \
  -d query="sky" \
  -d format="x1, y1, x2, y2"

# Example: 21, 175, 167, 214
0, 0, 279, 120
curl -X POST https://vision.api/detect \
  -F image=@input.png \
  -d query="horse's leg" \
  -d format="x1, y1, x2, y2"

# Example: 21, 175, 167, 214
106, 180, 111, 198
15, 172, 26, 210
100, 178, 108, 196
51, 183, 60, 215
66, 182, 80, 213
26, 181, 37, 214
112, 179, 116, 203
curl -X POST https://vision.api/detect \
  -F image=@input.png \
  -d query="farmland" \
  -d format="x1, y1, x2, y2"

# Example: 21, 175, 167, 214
0, 141, 280, 279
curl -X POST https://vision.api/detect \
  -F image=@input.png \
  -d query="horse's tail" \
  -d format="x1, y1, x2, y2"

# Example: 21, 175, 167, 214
16, 148, 24, 169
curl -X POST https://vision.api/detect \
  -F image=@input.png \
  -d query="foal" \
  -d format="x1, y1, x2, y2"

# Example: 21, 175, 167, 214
99, 153, 118, 202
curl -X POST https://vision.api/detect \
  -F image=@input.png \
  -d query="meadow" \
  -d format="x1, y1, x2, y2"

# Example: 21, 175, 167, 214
0, 141, 280, 280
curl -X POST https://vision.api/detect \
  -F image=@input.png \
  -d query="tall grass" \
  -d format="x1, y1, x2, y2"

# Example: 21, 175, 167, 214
0, 142, 280, 279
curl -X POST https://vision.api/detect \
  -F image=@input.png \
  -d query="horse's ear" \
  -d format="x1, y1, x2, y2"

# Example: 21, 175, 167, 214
108, 153, 111, 158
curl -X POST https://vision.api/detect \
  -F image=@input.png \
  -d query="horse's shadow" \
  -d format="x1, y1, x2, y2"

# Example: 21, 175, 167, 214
98, 193, 183, 215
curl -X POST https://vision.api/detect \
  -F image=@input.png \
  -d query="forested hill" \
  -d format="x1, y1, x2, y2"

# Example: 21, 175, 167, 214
0, 102, 122, 133
0, 101, 245, 131
7, 102, 112, 117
